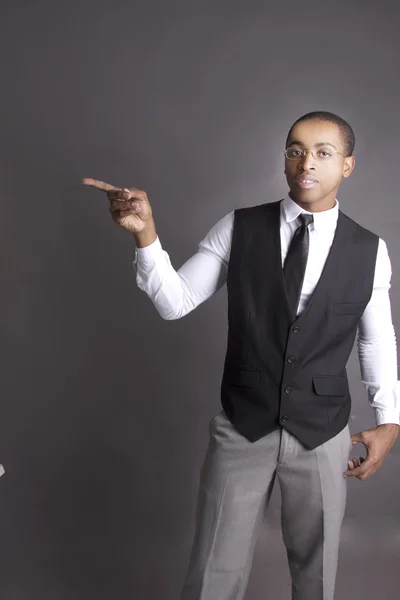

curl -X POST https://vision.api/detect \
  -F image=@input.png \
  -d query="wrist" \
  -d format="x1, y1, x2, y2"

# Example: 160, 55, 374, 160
133, 219, 157, 248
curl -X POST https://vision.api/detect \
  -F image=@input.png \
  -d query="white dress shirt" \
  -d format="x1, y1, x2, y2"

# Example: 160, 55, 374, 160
133, 195, 400, 426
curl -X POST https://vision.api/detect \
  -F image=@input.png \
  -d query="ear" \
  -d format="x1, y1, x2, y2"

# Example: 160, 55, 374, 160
343, 156, 355, 178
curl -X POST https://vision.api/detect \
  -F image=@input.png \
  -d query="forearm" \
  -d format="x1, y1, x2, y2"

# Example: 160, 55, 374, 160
133, 239, 228, 320
132, 220, 194, 319
132, 211, 232, 320
357, 293, 400, 425
135, 247, 210, 320
357, 327, 400, 425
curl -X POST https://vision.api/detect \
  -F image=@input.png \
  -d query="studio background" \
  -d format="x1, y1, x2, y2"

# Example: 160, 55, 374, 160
0, 1, 399, 598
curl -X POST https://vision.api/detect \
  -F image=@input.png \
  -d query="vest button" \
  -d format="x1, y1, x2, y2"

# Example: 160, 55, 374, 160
284, 386, 293, 394
292, 326, 300, 333
287, 356, 296, 363
281, 415, 289, 422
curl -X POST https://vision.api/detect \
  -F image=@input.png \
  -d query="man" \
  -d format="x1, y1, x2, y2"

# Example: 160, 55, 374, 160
83, 111, 400, 600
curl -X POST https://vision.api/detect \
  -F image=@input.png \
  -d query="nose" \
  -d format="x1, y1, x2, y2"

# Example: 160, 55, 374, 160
298, 151, 317, 171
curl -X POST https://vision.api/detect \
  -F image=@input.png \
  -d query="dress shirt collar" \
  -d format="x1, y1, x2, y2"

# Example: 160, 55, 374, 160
282, 194, 339, 234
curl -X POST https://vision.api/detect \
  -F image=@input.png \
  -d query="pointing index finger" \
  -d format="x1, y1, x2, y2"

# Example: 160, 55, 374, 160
82, 178, 121, 192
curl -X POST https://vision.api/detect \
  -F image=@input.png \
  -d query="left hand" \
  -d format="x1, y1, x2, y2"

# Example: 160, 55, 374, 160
344, 423, 399, 480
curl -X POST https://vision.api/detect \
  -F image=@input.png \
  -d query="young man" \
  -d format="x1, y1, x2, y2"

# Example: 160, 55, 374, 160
83, 111, 399, 600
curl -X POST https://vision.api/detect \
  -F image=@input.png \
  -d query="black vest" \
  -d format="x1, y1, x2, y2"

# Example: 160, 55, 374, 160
220, 200, 379, 450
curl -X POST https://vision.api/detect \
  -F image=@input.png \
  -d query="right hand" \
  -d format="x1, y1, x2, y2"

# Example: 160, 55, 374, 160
82, 178, 153, 234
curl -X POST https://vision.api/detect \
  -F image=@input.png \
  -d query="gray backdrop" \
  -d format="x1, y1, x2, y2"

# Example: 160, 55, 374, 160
1, 1, 399, 598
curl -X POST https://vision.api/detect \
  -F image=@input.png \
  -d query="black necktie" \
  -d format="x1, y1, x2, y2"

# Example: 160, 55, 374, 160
283, 213, 314, 318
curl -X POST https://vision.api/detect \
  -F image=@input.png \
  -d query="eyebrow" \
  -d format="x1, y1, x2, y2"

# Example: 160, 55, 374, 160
288, 140, 337, 148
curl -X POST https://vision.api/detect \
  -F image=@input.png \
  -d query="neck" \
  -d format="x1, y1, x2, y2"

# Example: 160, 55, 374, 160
289, 191, 337, 213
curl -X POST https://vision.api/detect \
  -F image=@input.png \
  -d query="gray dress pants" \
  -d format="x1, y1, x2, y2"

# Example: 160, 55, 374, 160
180, 409, 352, 600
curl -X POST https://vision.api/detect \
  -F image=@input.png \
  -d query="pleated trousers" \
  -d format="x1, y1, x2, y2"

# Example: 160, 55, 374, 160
180, 409, 352, 600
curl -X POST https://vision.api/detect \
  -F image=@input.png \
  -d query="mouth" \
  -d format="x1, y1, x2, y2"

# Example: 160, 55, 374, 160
294, 176, 318, 190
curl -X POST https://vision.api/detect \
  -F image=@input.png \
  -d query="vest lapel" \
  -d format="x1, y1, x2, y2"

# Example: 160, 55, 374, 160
272, 201, 295, 323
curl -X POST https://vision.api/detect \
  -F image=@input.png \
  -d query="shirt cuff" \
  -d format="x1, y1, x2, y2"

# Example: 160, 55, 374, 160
132, 235, 162, 266
375, 409, 400, 426
373, 380, 400, 426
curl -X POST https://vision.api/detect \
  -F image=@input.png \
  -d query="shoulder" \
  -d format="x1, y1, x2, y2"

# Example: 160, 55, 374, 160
339, 211, 392, 280
338, 209, 379, 242
234, 200, 282, 221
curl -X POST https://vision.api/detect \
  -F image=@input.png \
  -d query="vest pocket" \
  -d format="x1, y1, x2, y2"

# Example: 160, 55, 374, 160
312, 375, 348, 396
333, 302, 366, 315
223, 365, 260, 388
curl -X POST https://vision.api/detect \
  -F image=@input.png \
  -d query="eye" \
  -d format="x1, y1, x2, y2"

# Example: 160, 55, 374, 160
287, 148, 303, 158
318, 150, 333, 158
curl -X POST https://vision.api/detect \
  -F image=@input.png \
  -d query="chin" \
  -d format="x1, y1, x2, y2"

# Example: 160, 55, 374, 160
289, 189, 318, 203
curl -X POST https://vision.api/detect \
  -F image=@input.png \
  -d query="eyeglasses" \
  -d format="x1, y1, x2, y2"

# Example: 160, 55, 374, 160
283, 146, 347, 161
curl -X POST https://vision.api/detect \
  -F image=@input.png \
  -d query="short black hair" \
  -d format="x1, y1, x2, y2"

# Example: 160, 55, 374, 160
285, 111, 355, 157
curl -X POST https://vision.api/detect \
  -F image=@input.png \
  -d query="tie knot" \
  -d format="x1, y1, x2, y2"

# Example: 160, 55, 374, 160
299, 213, 314, 228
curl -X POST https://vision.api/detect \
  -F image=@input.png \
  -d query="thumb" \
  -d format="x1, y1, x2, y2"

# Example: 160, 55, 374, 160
351, 432, 365, 445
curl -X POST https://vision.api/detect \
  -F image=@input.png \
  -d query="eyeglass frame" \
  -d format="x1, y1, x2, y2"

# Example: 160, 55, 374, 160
283, 145, 348, 161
